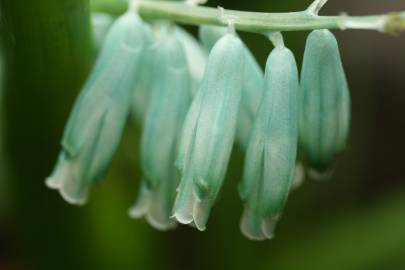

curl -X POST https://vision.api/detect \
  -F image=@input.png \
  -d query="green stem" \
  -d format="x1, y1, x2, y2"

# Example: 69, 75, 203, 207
92, 0, 405, 35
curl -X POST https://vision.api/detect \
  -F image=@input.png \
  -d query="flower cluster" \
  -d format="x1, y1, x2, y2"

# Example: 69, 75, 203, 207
47, 10, 350, 240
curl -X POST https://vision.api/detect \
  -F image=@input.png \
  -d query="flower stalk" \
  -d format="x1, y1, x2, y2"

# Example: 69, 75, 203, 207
92, 0, 405, 35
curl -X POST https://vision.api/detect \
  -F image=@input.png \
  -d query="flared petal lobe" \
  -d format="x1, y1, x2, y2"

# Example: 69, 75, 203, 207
173, 33, 245, 230
46, 12, 148, 204
129, 26, 192, 230
299, 29, 351, 172
239, 46, 299, 240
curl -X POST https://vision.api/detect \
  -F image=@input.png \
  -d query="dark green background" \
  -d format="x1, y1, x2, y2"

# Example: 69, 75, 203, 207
0, 0, 405, 269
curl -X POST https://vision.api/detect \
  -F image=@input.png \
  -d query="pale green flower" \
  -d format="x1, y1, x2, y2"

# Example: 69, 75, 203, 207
46, 12, 149, 205
173, 33, 245, 231
129, 26, 192, 230
239, 45, 299, 240
299, 29, 351, 173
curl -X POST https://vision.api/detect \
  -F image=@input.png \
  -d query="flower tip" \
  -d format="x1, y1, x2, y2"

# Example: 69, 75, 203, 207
59, 186, 88, 206
262, 217, 278, 240
192, 200, 211, 231
45, 176, 61, 190
128, 189, 151, 219
240, 207, 266, 241
146, 215, 177, 232
128, 205, 146, 219
171, 210, 194, 225
308, 166, 335, 181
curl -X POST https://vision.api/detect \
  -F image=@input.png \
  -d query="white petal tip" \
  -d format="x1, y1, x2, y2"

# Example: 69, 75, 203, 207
59, 188, 87, 206
262, 216, 279, 240
308, 167, 334, 181
194, 223, 206, 232
128, 206, 145, 219
240, 208, 266, 241
171, 211, 194, 225
240, 207, 278, 241
45, 177, 61, 189
192, 200, 210, 231
146, 215, 177, 232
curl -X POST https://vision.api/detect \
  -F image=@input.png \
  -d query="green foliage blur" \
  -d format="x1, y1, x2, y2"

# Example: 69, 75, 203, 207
0, 0, 405, 269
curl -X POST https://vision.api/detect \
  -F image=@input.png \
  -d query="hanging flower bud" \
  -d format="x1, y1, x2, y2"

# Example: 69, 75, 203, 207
45, 12, 149, 205
129, 26, 192, 230
299, 29, 351, 173
173, 33, 245, 231
199, 25, 263, 149
175, 26, 207, 96
239, 44, 299, 240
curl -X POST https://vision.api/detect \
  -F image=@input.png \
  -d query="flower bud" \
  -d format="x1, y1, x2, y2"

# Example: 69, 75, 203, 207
299, 30, 351, 172
173, 33, 245, 231
129, 27, 192, 230
239, 46, 299, 240
46, 12, 149, 205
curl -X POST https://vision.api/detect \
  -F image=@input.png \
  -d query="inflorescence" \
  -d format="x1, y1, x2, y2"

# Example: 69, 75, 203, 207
46, 0, 352, 240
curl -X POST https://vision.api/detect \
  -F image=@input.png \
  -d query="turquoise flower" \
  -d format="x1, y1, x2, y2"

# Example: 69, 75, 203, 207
239, 45, 299, 240
299, 29, 351, 173
129, 26, 192, 230
173, 33, 245, 230
46, 12, 149, 205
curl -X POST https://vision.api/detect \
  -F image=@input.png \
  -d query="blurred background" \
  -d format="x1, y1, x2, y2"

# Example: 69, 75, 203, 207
0, 0, 404, 269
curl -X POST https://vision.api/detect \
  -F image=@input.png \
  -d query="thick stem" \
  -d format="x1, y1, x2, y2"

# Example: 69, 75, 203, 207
92, 0, 405, 35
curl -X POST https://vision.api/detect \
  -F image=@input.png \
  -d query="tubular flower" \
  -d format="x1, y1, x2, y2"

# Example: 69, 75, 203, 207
239, 45, 299, 240
173, 33, 245, 231
299, 30, 351, 173
199, 25, 263, 149
45, 12, 149, 205
129, 26, 192, 230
